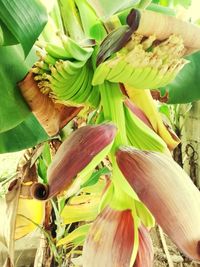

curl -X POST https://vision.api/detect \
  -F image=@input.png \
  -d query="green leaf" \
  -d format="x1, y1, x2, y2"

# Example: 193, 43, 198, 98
0, 19, 18, 46
57, 224, 91, 247
37, 143, 51, 183
152, 0, 191, 8
147, 3, 175, 16
0, 114, 49, 153
61, 196, 100, 224
160, 52, 200, 104
38, 157, 48, 183
0, 0, 47, 55
81, 167, 110, 188
158, 104, 171, 121
0, 45, 37, 133
87, 0, 139, 19
173, 0, 191, 8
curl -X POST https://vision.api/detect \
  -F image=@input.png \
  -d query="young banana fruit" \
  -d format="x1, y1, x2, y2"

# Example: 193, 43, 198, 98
93, 33, 188, 89
34, 34, 97, 107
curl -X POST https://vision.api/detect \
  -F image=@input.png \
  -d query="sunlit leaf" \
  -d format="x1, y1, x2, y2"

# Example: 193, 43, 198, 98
61, 196, 100, 224
0, 0, 47, 55
135, 200, 155, 228
152, 0, 191, 8
158, 104, 171, 121
57, 224, 91, 247
87, 0, 139, 19
15, 198, 45, 240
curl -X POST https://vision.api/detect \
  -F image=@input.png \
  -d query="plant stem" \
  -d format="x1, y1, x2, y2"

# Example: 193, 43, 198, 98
100, 81, 139, 201
99, 81, 128, 149
100, 82, 140, 266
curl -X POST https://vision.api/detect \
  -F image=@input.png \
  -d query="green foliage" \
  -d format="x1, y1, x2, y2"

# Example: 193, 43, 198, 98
160, 52, 200, 104
152, 0, 191, 8
0, 45, 36, 133
147, 3, 176, 16
0, 0, 48, 151
81, 166, 110, 187
37, 143, 52, 183
87, 0, 140, 19
0, 114, 49, 153
0, 0, 47, 55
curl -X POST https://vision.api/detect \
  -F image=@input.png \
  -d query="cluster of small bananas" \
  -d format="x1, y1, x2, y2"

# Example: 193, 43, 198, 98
32, 35, 100, 108
93, 34, 188, 89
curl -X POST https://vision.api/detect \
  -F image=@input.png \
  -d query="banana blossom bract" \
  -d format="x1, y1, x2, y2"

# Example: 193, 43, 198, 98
116, 146, 200, 260
82, 206, 153, 267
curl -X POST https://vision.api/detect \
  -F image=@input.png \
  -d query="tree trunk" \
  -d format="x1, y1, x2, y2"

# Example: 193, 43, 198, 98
180, 101, 200, 189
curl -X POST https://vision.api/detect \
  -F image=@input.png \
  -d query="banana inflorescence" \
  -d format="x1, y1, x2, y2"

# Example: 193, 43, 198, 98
18, 2, 200, 267
33, 34, 100, 108
93, 33, 188, 89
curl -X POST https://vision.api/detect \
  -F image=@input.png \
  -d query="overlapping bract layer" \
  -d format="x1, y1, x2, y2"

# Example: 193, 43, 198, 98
93, 33, 188, 89
82, 206, 153, 267
31, 123, 117, 200
134, 225, 154, 267
125, 86, 180, 150
124, 99, 168, 153
116, 146, 200, 260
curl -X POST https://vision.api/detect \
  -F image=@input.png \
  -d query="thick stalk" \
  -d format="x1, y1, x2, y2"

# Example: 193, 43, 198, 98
100, 81, 140, 266
100, 81, 138, 200
99, 81, 128, 148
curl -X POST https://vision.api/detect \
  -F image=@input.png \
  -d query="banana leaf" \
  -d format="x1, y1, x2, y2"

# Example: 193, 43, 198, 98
0, 0, 47, 55
152, 0, 191, 8
0, 45, 37, 133
0, 19, 18, 46
87, 0, 140, 19
0, 114, 49, 153
160, 51, 200, 104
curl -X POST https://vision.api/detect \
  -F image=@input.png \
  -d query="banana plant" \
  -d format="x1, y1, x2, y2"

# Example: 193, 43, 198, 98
1, 0, 200, 267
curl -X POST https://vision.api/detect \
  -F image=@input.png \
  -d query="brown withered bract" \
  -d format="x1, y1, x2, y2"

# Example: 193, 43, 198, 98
19, 72, 82, 136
